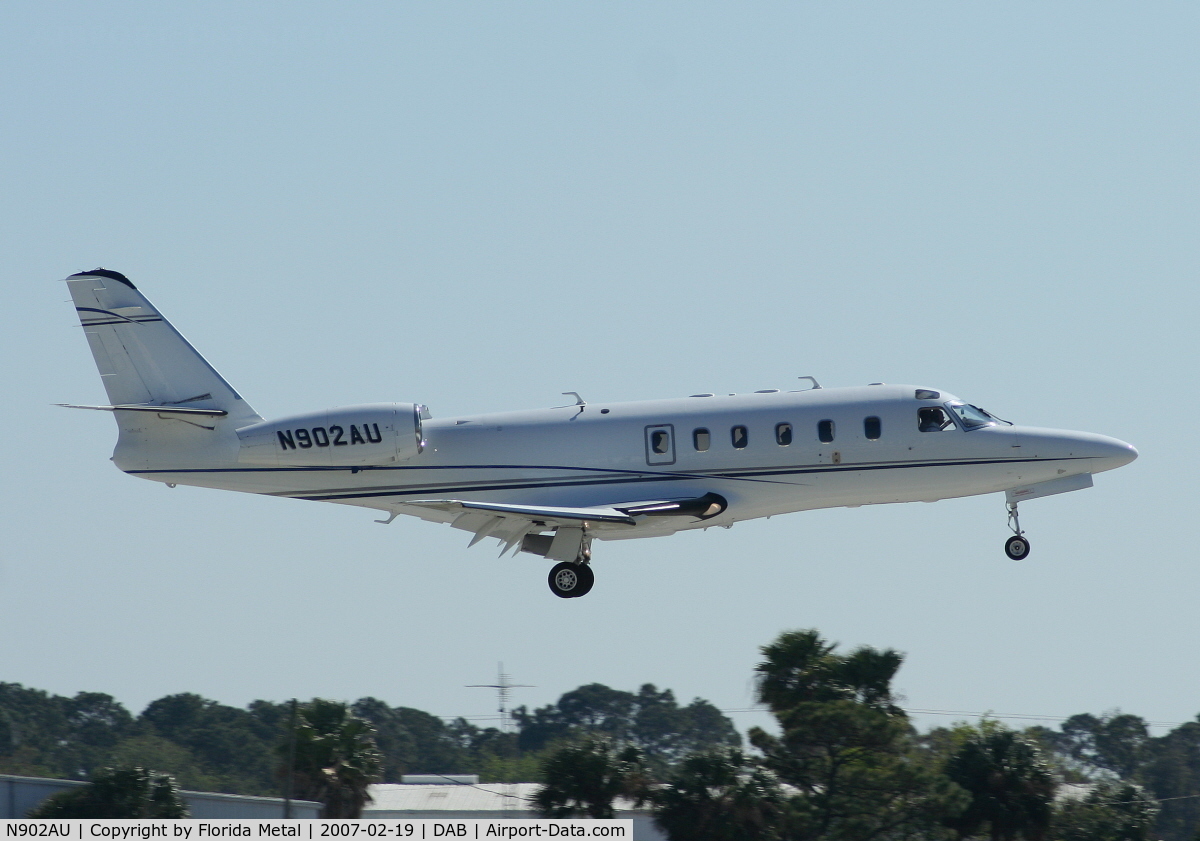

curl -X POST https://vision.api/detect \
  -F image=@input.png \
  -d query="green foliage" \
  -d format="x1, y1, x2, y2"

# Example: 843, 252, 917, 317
103, 735, 222, 792
755, 630, 904, 714
5, 659, 1196, 841
139, 693, 283, 795
281, 699, 383, 818
0, 684, 134, 779
1050, 782, 1158, 841
1137, 720, 1200, 841
0, 681, 736, 793
28, 766, 187, 818
944, 728, 1056, 841
1045, 713, 1150, 781
476, 750, 547, 785
749, 629, 967, 841
1022, 711, 1199, 841
651, 749, 788, 841
515, 682, 740, 773
350, 698, 422, 781
533, 737, 648, 819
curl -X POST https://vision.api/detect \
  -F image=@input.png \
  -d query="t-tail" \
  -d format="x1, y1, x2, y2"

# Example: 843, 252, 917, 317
64, 269, 425, 478
63, 268, 264, 471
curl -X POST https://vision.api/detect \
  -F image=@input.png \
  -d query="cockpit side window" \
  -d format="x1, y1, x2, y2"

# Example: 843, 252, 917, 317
918, 407, 951, 432
948, 403, 997, 430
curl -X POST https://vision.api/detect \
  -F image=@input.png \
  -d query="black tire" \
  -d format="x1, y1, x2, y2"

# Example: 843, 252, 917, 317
570, 564, 595, 598
1005, 535, 1031, 561
548, 562, 587, 598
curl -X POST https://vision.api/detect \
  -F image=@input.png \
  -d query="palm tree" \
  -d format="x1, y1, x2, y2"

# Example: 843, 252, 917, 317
651, 749, 787, 841
945, 729, 1056, 841
28, 766, 188, 818
533, 737, 648, 819
281, 699, 383, 818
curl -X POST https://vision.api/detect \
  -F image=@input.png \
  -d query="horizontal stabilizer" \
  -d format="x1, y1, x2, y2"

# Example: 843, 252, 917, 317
57, 403, 228, 417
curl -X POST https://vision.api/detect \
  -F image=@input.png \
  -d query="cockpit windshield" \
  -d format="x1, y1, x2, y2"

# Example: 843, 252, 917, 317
947, 402, 1009, 430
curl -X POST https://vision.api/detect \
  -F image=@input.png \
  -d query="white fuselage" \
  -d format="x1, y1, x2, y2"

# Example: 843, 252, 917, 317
123, 384, 1137, 540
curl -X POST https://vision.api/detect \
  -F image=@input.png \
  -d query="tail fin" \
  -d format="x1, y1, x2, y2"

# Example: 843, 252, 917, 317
65, 269, 262, 426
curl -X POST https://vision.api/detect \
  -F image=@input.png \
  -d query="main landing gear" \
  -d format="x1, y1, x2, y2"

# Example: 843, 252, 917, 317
1005, 502, 1031, 560
548, 562, 594, 598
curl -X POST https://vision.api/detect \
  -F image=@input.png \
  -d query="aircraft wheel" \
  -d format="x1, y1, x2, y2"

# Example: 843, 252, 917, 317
548, 562, 593, 598
1005, 535, 1031, 561
571, 564, 595, 598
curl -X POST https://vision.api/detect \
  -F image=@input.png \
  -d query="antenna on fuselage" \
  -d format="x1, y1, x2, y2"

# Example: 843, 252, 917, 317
562, 392, 586, 418
797, 376, 822, 390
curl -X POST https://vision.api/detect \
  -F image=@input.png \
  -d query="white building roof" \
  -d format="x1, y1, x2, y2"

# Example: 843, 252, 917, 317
365, 783, 645, 815
367, 783, 541, 813
364, 784, 663, 841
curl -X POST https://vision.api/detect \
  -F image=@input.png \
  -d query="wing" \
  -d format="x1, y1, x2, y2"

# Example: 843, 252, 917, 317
398, 492, 727, 556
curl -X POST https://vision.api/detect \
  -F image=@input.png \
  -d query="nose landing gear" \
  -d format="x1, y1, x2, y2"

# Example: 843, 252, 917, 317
1005, 502, 1031, 560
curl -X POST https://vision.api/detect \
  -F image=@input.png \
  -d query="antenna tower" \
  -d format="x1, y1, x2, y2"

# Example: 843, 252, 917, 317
468, 663, 534, 734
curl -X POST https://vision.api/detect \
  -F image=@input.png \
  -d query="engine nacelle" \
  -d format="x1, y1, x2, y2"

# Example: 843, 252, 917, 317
236, 403, 426, 467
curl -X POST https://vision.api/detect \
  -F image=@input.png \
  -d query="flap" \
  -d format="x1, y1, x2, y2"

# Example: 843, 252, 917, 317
404, 499, 638, 527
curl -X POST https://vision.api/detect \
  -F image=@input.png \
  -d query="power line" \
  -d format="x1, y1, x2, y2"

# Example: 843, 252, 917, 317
442, 706, 1191, 731
715, 707, 1188, 729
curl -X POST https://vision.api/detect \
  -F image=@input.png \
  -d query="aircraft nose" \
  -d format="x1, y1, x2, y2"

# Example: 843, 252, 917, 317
1075, 432, 1138, 472
1018, 429, 1137, 473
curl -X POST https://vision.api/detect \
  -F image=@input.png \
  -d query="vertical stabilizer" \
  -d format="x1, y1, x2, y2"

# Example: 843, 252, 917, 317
64, 269, 263, 472
65, 269, 262, 425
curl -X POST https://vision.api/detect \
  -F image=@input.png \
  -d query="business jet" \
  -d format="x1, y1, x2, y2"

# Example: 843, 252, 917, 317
61, 269, 1137, 598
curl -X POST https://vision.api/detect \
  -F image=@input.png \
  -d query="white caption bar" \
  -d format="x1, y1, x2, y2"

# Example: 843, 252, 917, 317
1, 820, 632, 840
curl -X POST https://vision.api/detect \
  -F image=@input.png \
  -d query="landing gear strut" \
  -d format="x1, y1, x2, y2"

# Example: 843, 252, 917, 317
1005, 502, 1031, 560
548, 562, 594, 598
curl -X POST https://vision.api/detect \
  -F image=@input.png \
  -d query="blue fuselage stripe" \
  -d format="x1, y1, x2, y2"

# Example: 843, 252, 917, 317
125, 456, 1082, 502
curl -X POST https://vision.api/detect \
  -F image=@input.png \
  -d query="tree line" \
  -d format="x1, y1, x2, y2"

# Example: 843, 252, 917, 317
3, 630, 1199, 837
0, 679, 738, 797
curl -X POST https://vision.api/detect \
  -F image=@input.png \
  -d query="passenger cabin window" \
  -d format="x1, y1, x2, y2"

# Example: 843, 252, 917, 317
864, 416, 881, 440
918, 407, 951, 432
731, 425, 748, 449
693, 428, 710, 452
775, 423, 793, 446
818, 419, 835, 443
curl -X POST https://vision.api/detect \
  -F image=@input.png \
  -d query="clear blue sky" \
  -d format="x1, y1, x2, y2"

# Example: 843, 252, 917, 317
2, 2, 1196, 738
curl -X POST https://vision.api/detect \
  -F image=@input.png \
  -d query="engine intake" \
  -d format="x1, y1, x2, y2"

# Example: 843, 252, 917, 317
236, 403, 426, 467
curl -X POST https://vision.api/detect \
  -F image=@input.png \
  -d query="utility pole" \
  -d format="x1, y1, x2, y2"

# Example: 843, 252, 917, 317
283, 699, 298, 818
468, 664, 533, 813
